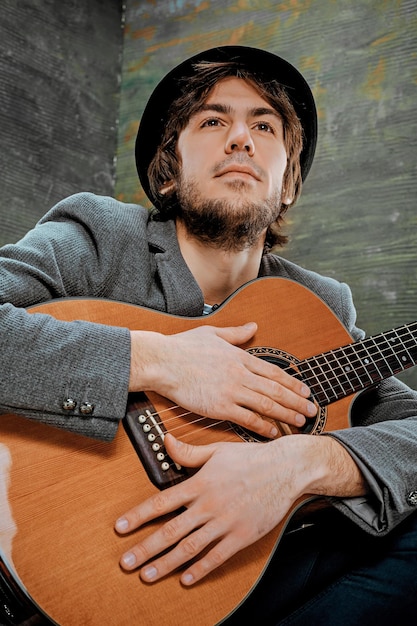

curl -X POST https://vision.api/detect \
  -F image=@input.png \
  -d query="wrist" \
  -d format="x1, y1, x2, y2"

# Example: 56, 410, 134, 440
129, 330, 167, 392
273, 434, 367, 500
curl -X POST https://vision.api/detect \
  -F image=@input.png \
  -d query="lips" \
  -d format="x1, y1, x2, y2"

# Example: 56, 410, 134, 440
214, 164, 261, 181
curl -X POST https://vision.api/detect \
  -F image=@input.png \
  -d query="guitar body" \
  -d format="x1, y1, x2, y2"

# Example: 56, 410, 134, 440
0, 278, 357, 625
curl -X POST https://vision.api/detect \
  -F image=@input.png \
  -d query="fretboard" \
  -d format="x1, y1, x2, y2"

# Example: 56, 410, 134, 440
298, 322, 417, 406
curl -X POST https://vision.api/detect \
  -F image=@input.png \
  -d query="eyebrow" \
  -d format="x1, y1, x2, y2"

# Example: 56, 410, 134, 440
194, 103, 281, 120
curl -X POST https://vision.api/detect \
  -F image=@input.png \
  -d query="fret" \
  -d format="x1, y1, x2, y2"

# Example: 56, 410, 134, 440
365, 326, 416, 375
372, 336, 399, 376
359, 337, 390, 380
300, 355, 340, 405
375, 328, 407, 372
329, 344, 367, 391
299, 322, 417, 407
339, 343, 374, 388
318, 351, 357, 396
300, 344, 379, 404
388, 325, 417, 370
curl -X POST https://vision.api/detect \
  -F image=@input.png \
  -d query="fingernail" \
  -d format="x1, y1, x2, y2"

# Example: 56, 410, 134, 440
270, 426, 278, 438
307, 402, 317, 416
121, 551, 137, 568
182, 572, 194, 585
295, 414, 306, 426
143, 565, 158, 581
301, 384, 310, 397
115, 517, 129, 532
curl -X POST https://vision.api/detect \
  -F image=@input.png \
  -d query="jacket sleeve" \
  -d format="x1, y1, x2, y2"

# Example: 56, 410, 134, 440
328, 378, 417, 535
0, 193, 132, 441
322, 279, 417, 535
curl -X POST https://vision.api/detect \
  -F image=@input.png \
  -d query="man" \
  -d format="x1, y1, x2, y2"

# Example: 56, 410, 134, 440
1, 46, 416, 624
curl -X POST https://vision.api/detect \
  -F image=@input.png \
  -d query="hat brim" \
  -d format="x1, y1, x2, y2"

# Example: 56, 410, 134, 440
135, 45, 317, 206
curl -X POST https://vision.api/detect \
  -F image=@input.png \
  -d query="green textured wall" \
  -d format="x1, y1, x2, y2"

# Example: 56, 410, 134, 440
116, 0, 417, 389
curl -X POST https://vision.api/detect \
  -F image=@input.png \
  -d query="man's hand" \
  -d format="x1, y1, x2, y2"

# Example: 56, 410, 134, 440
115, 433, 366, 585
115, 435, 366, 585
129, 323, 317, 439
115, 434, 297, 585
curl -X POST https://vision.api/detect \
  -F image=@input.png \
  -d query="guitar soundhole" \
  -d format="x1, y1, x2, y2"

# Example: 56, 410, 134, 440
248, 347, 325, 435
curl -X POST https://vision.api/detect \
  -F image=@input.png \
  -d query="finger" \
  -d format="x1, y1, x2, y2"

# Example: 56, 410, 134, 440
241, 379, 317, 423
225, 399, 307, 434
242, 357, 317, 419
180, 535, 243, 586
221, 404, 281, 438
246, 352, 311, 398
115, 479, 188, 535
115, 437, 214, 535
246, 391, 316, 428
221, 373, 316, 433
120, 507, 205, 573
214, 322, 257, 346
164, 433, 215, 468
139, 519, 221, 583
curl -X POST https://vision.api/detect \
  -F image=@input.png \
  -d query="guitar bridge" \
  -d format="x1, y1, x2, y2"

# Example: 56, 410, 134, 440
123, 392, 188, 490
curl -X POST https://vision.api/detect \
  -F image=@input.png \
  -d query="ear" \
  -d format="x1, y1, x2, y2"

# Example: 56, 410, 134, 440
282, 189, 294, 205
159, 180, 176, 195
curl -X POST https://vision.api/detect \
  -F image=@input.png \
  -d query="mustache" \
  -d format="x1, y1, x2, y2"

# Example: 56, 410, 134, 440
211, 154, 265, 179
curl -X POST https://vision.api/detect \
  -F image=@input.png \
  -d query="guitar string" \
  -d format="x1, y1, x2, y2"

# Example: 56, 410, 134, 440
159, 328, 416, 469
139, 404, 236, 440
297, 339, 416, 405
137, 330, 417, 435
298, 332, 417, 395
301, 332, 417, 373
135, 329, 417, 448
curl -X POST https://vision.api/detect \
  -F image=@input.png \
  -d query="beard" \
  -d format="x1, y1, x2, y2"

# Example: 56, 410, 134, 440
175, 175, 283, 252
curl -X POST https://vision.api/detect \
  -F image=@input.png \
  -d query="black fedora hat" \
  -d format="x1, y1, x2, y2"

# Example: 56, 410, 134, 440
135, 45, 317, 206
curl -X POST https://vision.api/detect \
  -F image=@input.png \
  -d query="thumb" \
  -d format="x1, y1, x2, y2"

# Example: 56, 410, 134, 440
164, 433, 214, 469
215, 322, 257, 346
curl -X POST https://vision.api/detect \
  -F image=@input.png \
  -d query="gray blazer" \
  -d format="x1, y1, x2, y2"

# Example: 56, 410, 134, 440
1, 192, 416, 535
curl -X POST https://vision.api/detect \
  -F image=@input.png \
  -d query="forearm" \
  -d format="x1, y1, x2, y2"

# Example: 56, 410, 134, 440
0, 305, 131, 440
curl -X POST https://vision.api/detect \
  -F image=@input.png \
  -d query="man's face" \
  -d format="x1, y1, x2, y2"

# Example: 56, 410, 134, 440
173, 77, 290, 250
177, 76, 289, 208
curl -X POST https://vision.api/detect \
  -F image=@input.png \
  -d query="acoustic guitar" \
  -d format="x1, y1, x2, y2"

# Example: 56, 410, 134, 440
0, 277, 416, 625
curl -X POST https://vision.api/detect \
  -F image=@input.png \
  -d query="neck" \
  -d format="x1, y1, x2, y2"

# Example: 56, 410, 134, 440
176, 220, 265, 305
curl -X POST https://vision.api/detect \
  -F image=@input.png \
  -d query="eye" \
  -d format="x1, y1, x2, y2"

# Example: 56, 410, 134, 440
254, 121, 275, 133
201, 117, 223, 128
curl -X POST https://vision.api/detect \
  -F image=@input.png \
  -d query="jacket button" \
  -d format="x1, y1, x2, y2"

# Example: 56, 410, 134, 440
62, 398, 77, 411
406, 491, 417, 506
79, 401, 95, 416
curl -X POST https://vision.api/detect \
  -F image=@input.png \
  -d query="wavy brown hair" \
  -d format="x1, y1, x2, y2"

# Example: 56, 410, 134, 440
147, 60, 304, 248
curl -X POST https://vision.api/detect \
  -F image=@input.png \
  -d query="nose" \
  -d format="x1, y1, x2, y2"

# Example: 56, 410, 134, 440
225, 122, 255, 156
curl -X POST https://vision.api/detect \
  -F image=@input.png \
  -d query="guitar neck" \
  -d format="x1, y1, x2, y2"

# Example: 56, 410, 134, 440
298, 322, 417, 406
